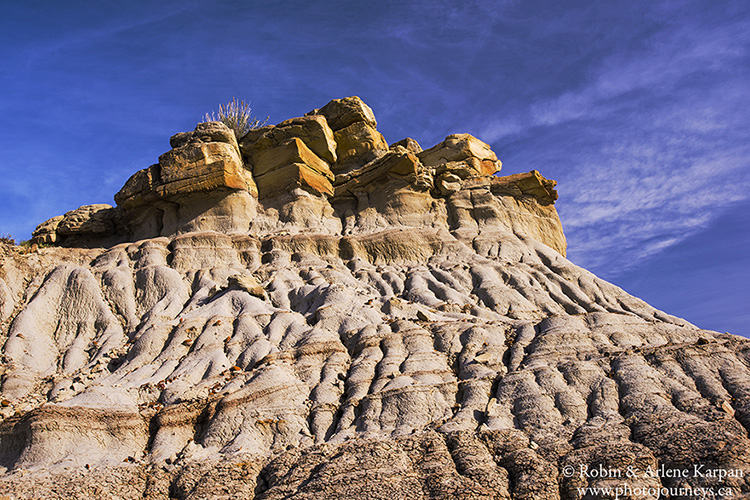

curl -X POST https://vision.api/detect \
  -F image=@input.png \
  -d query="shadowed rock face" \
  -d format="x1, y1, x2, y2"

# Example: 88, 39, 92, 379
2, 98, 749, 499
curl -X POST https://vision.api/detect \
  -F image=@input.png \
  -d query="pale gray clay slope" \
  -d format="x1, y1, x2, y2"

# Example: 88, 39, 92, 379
0, 97, 748, 499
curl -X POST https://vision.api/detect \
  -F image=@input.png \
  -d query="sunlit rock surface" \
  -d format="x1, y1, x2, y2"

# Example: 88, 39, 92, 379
2, 97, 748, 499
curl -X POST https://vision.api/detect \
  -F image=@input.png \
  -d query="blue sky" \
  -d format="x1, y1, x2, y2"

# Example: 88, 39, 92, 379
1, 0, 748, 335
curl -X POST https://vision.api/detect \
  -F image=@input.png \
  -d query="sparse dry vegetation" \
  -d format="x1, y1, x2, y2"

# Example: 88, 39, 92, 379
203, 97, 268, 138
0, 234, 16, 246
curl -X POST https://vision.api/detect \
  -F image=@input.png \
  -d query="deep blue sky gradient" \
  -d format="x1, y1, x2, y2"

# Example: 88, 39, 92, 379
1, 0, 748, 335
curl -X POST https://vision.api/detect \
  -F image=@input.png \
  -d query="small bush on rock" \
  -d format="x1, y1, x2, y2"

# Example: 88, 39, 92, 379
0, 234, 16, 246
203, 98, 268, 138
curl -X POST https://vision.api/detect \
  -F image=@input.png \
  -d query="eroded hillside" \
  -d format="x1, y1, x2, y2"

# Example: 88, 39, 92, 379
0, 97, 748, 499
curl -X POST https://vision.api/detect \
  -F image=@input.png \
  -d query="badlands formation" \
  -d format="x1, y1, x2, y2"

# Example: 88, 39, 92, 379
0, 97, 748, 499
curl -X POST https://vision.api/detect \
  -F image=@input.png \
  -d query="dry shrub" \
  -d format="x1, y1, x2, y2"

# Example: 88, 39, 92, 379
203, 98, 268, 138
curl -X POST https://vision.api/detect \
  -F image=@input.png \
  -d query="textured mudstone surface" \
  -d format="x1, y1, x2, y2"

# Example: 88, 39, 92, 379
3, 97, 749, 499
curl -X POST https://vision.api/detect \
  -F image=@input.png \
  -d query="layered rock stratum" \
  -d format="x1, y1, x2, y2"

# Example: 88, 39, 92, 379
0, 97, 748, 499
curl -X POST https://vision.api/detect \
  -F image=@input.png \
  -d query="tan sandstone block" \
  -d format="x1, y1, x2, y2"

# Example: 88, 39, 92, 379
490, 170, 558, 205
314, 96, 377, 131
31, 215, 64, 244
251, 137, 333, 182
254, 162, 334, 198
418, 133, 501, 177
333, 150, 421, 196
56, 204, 115, 235
114, 164, 159, 208
170, 121, 239, 150
241, 115, 337, 164
389, 137, 423, 154
333, 121, 388, 167
157, 142, 256, 197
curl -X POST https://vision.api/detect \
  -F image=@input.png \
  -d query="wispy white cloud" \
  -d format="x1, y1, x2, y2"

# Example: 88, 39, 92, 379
559, 129, 750, 274
478, 7, 750, 276
482, 9, 750, 140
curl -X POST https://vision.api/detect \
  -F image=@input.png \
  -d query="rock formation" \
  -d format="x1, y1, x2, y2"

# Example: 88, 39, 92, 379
1, 97, 748, 499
